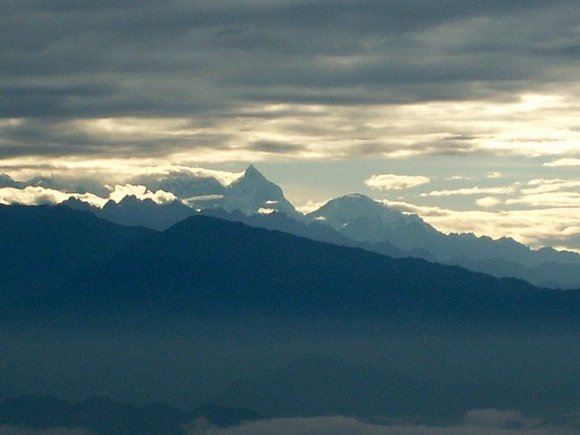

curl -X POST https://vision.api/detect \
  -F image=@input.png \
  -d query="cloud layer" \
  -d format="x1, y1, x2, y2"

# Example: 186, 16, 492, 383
185, 409, 579, 435
1, 1, 580, 164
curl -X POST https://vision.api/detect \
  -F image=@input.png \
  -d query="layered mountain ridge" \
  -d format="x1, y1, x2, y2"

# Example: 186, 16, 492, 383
1, 204, 579, 425
1, 166, 579, 288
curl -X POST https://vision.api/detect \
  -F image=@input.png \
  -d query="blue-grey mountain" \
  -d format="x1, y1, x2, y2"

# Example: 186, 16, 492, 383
1, 205, 579, 426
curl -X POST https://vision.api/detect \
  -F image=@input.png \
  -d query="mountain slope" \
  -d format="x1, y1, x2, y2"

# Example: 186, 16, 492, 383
308, 193, 440, 245
0, 205, 156, 305
132, 165, 300, 218
68, 195, 196, 231
35, 214, 577, 327
1, 207, 579, 423
308, 194, 580, 288
220, 165, 299, 217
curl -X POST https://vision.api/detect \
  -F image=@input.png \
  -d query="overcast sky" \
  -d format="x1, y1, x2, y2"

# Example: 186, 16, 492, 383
1, 0, 580, 251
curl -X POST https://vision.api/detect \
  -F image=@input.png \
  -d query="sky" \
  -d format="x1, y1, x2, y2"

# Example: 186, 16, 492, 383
1, 0, 580, 252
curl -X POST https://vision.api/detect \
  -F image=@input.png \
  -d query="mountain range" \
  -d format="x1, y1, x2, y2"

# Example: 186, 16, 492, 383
0, 203, 579, 429
7, 165, 573, 289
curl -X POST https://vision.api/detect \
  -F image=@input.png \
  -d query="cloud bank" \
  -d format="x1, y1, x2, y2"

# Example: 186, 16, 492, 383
1, 1, 580, 164
185, 409, 578, 435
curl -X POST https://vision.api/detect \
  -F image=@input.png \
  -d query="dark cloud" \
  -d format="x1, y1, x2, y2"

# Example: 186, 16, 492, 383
248, 140, 307, 155
348, 137, 492, 158
2, 0, 580, 158
0, 118, 235, 158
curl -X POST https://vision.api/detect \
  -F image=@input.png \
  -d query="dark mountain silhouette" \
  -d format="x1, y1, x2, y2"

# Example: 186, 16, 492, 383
1, 206, 579, 423
0, 204, 155, 305
0, 395, 261, 435
1, 205, 576, 324
61, 196, 95, 212
29, 213, 575, 328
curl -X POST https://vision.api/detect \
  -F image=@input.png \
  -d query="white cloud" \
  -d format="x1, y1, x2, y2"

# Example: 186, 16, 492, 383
506, 192, 580, 208
463, 409, 540, 429
184, 410, 577, 435
499, 179, 580, 208
0, 183, 177, 208
5, 90, 580, 169
133, 166, 244, 187
544, 158, 580, 167
476, 196, 501, 207
107, 184, 177, 204
383, 199, 580, 252
0, 187, 106, 207
295, 200, 330, 214
423, 186, 516, 197
184, 194, 224, 202
365, 174, 430, 191
446, 175, 472, 180
0, 159, 245, 189
4, 90, 580, 176
521, 179, 580, 195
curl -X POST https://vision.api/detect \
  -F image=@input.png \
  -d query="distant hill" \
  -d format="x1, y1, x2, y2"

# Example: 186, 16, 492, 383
3, 205, 576, 324
26, 213, 577, 327
1, 206, 579, 423
0, 204, 155, 305
5, 165, 578, 288
0, 395, 261, 435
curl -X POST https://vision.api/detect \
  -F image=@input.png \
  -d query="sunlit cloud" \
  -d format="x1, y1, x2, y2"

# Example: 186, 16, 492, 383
383, 199, 580, 252
476, 196, 502, 208
295, 199, 329, 215
184, 409, 576, 435
544, 158, 580, 167
506, 192, 580, 208
521, 179, 580, 195
2, 91, 580, 168
423, 186, 516, 197
365, 174, 431, 191
0, 186, 106, 207
132, 166, 244, 187
107, 184, 177, 204
0, 184, 177, 208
